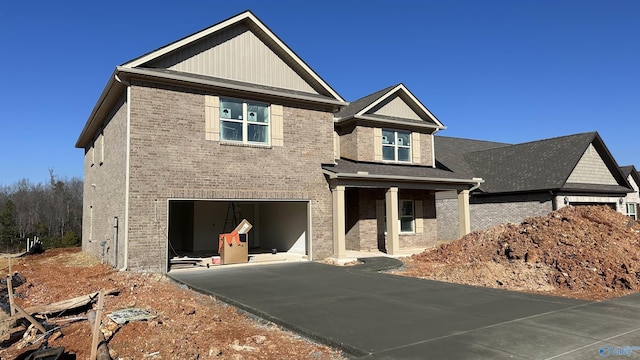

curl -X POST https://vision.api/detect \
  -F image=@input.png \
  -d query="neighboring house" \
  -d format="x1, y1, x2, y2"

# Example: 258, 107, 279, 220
620, 165, 640, 219
76, 11, 479, 272
435, 132, 634, 240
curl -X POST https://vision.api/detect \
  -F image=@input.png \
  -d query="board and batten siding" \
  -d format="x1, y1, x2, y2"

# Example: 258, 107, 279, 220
147, 23, 317, 94
369, 95, 422, 120
566, 144, 617, 185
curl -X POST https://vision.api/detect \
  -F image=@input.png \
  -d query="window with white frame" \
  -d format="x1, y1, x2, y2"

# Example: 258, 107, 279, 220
220, 98, 270, 144
382, 129, 411, 162
400, 200, 415, 233
626, 203, 637, 220
383, 199, 415, 233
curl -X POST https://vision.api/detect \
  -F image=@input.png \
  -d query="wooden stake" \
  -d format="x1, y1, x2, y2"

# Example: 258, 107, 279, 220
90, 289, 105, 360
13, 303, 46, 334
7, 275, 15, 316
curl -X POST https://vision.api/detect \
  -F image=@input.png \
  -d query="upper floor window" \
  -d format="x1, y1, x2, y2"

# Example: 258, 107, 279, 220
382, 129, 411, 162
220, 98, 270, 144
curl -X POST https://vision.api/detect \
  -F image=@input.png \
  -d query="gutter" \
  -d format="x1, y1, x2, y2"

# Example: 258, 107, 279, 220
322, 169, 484, 186
115, 74, 131, 272
116, 66, 348, 107
334, 115, 445, 131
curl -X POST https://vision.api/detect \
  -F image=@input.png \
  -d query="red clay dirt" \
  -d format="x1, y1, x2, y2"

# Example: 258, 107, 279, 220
0, 248, 345, 359
396, 205, 640, 300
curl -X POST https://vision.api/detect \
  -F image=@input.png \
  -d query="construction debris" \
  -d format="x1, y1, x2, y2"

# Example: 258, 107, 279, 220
107, 308, 155, 325
0, 248, 344, 359
398, 205, 640, 300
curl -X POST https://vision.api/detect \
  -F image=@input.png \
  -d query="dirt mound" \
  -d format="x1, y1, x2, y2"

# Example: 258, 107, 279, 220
399, 206, 640, 300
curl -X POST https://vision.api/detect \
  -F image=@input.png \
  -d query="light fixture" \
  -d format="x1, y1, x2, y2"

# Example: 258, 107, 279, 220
619, 198, 624, 205
564, 196, 569, 205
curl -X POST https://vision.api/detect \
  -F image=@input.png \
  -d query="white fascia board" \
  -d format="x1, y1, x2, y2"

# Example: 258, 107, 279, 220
121, 11, 345, 103
355, 115, 443, 130
122, 12, 255, 69
117, 67, 346, 106
76, 69, 121, 148
357, 84, 445, 129
323, 169, 484, 185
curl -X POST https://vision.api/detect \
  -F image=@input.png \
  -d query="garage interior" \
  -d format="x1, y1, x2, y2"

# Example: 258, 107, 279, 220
168, 200, 309, 269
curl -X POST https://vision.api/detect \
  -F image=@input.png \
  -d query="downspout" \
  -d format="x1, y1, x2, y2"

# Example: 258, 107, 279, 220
113, 216, 119, 267
115, 73, 130, 271
470, 178, 483, 192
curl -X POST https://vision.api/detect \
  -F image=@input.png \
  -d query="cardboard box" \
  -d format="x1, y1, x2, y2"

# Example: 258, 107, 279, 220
234, 219, 253, 234
219, 231, 248, 264
218, 219, 252, 265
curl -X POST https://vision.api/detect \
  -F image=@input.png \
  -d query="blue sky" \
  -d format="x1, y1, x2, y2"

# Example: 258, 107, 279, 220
1, 1, 638, 185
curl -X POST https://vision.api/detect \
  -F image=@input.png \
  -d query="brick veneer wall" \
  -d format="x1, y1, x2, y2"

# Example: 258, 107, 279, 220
436, 193, 554, 241
338, 123, 434, 166
345, 188, 438, 251
82, 95, 128, 266
121, 81, 335, 271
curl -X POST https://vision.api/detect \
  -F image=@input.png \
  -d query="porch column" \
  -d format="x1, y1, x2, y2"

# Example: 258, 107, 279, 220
457, 189, 471, 237
332, 185, 346, 259
385, 187, 400, 255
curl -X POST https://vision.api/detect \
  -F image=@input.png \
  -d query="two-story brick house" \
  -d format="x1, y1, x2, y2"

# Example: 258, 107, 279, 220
76, 11, 479, 271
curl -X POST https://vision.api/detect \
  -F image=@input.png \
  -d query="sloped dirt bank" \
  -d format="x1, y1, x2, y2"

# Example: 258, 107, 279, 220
0, 248, 344, 359
397, 206, 640, 300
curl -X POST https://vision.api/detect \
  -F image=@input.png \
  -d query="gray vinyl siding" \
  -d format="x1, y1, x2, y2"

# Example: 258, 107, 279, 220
566, 144, 617, 185
147, 23, 317, 94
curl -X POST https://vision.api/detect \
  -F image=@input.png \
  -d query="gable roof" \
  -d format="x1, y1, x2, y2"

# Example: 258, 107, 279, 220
436, 132, 631, 195
334, 84, 445, 130
122, 10, 344, 103
76, 11, 347, 148
620, 165, 640, 188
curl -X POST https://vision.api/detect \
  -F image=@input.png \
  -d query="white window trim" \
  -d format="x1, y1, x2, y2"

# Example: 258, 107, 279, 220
626, 203, 637, 220
399, 199, 415, 234
382, 129, 412, 163
220, 98, 271, 146
383, 199, 416, 234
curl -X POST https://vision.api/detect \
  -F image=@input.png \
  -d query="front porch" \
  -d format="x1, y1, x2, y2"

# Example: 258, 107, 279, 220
323, 160, 481, 259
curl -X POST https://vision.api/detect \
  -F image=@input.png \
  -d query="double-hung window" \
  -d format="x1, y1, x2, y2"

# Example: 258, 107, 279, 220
220, 98, 270, 144
627, 203, 637, 220
383, 199, 416, 234
382, 129, 411, 162
399, 200, 415, 233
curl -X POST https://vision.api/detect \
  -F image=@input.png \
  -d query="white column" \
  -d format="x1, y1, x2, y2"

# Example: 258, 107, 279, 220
386, 187, 400, 255
458, 189, 471, 237
332, 185, 346, 259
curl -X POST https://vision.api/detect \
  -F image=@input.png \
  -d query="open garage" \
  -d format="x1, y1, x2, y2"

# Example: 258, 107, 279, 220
167, 199, 310, 269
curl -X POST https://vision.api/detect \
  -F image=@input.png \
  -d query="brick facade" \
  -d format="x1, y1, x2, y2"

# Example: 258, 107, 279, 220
82, 94, 128, 267
345, 188, 438, 251
338, 123, 434, 166
83, 80, 336, 271
436, 192, 554, 241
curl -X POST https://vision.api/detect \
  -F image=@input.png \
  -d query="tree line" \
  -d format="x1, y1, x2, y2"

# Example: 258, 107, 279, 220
0, 170, 82, 252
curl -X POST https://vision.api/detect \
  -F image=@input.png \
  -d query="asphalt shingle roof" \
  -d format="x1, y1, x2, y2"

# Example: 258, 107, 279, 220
334, 85, 397, 120
435, 132, 630, 195
322, 158, 474, 182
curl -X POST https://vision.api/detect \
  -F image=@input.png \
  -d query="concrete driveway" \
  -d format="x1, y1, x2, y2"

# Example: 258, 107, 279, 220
169, 259, 640, 359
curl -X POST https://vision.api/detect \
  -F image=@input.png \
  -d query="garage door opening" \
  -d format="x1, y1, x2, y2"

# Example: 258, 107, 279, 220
167, 200, 309, 270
